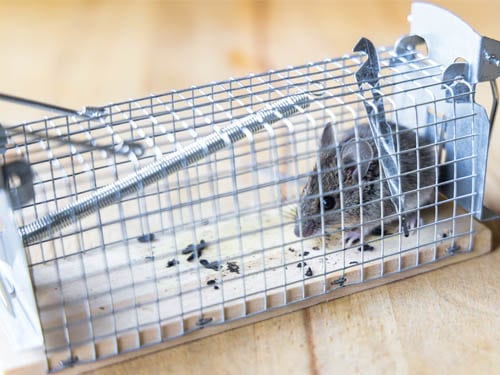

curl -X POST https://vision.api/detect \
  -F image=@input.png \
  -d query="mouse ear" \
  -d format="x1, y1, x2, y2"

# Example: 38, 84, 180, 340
320, 123, 334, 147
320, 122, 336, 159
341, 139, 374, 181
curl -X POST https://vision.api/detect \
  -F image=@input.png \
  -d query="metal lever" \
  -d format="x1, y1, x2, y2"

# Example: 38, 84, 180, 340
353, 37, 410, 237
0, 188, 43, 350
0, 93, 145, 157
0, 92, 107, 120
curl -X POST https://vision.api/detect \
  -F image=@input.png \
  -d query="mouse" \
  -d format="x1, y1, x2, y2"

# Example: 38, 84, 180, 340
294, 121, 436, 245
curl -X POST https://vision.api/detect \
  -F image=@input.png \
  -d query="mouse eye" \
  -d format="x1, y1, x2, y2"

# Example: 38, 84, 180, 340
320, 196, 336, 211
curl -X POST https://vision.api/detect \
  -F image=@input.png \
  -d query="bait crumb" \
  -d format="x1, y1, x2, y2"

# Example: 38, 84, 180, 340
200, 259, 222, 271
312, 246, 320, 251
137, 233, 155, 243
305, 267, 313, 277
166, 259, 179, 268
297, 261, 307, 268
358, 244, 375, 252
99, 306, 105, 310
227, 261, 240, 274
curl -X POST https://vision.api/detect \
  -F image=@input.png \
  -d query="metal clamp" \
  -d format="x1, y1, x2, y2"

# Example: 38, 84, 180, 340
0, 160, 35, 209
407, 2, 500, 84
394, 2, 500, 127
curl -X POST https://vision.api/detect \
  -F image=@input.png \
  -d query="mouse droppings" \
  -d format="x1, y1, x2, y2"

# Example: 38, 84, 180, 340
166, 259, 179, 268
297, 261, 307, 268
312, 246, 320, 250
59, 355, 79, 368
358, 244, 375, 252
200, 259, 222, 271
183, 239, 207, 254
305, 267, 313, 277
137, 233, 156, 243
207, 279, 217, 285
196, 317, 213, 326
331, 276, 347, 286
227, 261, 240, 274
184, 239, 208, 261
441, 229, 453, 239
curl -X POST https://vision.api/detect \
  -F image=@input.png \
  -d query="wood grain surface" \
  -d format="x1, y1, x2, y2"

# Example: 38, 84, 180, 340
89, 249, 500, 375
0, 1, 498, 374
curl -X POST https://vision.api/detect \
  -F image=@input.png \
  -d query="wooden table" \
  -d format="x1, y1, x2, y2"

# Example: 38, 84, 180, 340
0, 1, 498, 373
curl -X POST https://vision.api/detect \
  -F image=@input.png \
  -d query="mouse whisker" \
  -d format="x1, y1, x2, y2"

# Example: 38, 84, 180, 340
281, 206, 297, 220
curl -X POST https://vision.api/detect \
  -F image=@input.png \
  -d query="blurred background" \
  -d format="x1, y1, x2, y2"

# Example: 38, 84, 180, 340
0, 1, 498, 116
2, 1, 499, 213
0, 1, 499, 231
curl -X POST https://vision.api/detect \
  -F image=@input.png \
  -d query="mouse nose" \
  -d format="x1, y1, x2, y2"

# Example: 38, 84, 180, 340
294, 221, 316, 237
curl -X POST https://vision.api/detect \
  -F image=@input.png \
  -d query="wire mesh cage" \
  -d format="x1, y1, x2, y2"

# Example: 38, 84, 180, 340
0, 2, 498, 373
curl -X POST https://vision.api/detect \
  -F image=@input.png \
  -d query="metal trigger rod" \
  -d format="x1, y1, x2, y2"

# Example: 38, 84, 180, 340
353, 37, 410, 237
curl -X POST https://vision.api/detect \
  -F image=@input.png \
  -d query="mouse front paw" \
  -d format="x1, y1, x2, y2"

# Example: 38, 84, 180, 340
344, 230, 362, 246
401, 212, 423, 234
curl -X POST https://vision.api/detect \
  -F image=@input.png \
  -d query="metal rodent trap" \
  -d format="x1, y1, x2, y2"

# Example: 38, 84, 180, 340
1, 2, 499, 373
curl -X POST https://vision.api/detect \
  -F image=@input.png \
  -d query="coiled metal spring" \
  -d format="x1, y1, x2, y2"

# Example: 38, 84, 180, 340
19, 93, 311, 246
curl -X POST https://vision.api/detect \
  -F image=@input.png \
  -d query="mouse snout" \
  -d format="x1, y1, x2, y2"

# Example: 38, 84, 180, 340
294, 220, 317, 238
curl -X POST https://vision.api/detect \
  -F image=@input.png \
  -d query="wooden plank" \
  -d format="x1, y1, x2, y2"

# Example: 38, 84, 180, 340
31, 194, 487, 368
50, 208, 491, 374
82, 247, 500, 375
0, 347, 46, 375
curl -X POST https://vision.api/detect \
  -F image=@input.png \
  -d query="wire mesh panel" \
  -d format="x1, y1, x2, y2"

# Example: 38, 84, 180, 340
2, 44, 485, 371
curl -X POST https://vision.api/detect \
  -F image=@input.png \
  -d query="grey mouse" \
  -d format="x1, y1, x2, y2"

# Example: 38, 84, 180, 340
294, 122, 436, 244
